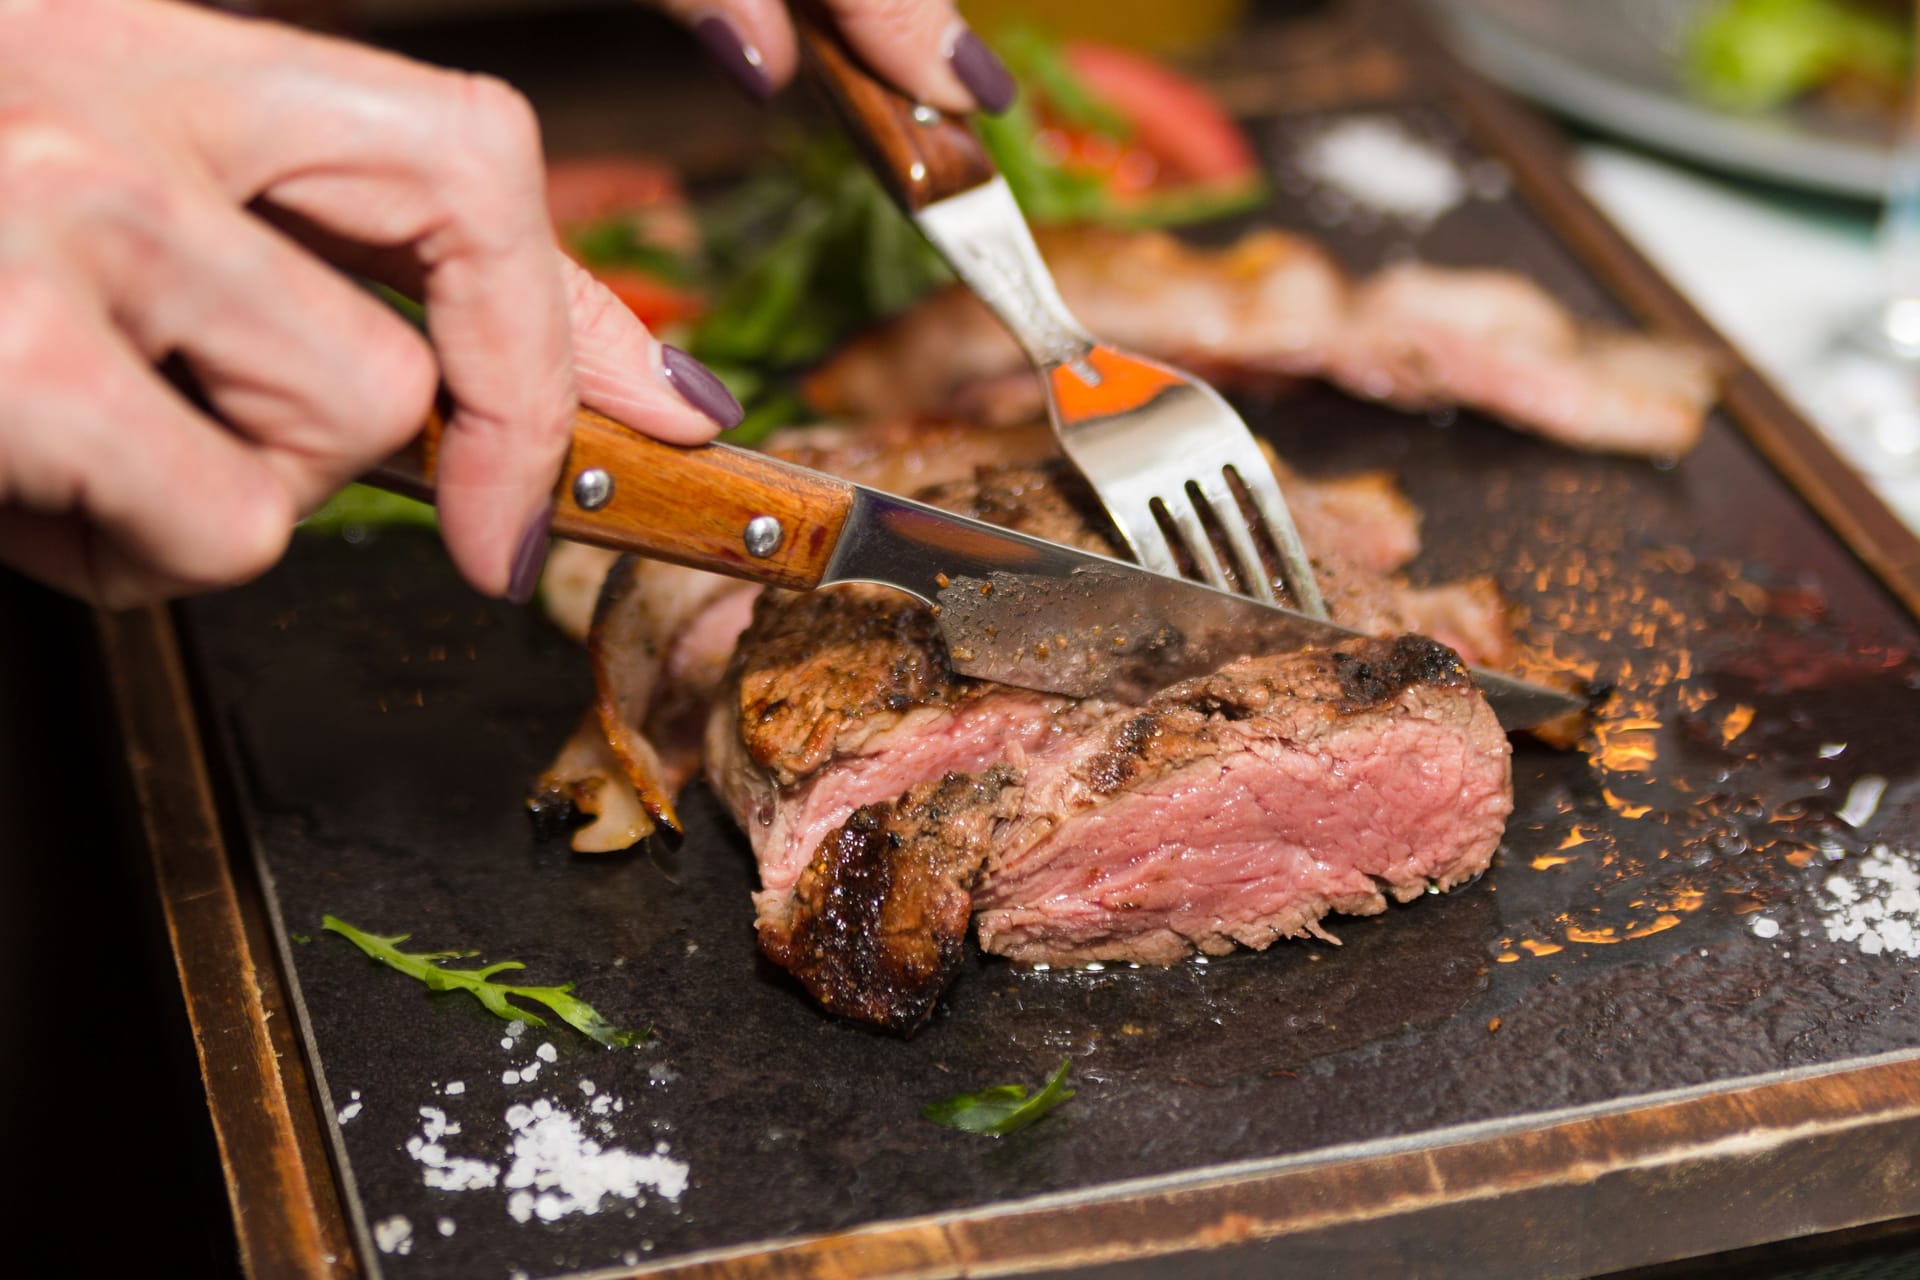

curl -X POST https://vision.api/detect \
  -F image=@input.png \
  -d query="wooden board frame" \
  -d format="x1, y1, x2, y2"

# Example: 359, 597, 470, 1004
96, 6, 1920, 1276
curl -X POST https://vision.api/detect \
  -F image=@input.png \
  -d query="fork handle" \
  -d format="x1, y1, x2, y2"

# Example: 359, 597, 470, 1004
794, 3, 996, 211
370, 408, 854, 593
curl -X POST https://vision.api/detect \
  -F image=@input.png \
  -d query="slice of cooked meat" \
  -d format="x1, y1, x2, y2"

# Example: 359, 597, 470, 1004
742, 636, 1511, 1029
1326, 264, 1717, 457
803, 226, 1716, 457
759, 768, 1021, 1030
973, 637, 1511, 967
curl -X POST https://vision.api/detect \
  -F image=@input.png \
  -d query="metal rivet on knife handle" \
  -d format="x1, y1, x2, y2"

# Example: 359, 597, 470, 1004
744, 515, 785, 558
573, 468, 614, 511
912, 105, 940, 126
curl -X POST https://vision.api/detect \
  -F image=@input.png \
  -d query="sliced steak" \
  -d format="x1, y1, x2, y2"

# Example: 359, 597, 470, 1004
747, 636, 1511, 1029
974, 637, 1512, 967
708, 460, 1517, 1028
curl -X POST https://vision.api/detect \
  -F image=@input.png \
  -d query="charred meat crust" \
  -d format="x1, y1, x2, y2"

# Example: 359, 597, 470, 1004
733, 584, 969, 785
759, 768, 1020, 1031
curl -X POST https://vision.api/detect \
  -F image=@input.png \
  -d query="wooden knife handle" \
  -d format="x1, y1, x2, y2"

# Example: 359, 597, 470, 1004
795, 2, 996, 212
371, 408, 854, 592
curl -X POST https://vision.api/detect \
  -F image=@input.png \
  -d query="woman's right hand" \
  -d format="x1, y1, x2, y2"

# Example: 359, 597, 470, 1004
0, 0, 742, 609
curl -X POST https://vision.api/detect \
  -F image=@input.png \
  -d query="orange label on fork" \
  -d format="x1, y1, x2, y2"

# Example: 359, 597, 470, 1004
1049, 346, 1182, 424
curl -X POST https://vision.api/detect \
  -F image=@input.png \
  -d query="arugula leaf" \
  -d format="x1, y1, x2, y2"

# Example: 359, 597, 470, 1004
922, 1058, 1076, 1136
322, 915, 641, 1049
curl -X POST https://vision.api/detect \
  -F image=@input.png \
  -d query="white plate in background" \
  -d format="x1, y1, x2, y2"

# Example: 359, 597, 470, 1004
1426, 0, 1894, 199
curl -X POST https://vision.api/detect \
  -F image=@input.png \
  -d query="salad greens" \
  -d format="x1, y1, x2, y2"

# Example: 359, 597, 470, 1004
313, 29, 1262, 512
921, 1058, 1076, 1136
1686, 0, 1910, 112
323, 915, 641, 1048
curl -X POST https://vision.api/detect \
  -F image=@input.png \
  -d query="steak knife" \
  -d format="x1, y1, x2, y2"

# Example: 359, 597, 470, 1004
377, 409, 1584, 731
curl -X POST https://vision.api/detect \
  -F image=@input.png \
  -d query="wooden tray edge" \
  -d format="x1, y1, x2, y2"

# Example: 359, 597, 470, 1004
97, 603, 358, 1279
618, 1051, 1920, 1279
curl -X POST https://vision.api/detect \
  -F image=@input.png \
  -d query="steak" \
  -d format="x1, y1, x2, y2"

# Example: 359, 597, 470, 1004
707, 461, 1515, 1030
735, 632, 1511, 1030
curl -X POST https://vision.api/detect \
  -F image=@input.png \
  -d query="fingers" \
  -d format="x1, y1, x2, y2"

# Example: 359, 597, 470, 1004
650, 0, 1014, 114
202, 41, 580, 597
109, 194, 439, 516
561, 254, 741, 442
821, 0, 1015, 114
0, 272, 294, 607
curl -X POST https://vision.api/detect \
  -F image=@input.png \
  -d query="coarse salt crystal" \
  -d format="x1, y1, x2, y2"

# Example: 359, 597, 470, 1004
1749, 916, 1781, 939
580, 1079, 596, 1096
536, 1042, 557, 1063
445, 1081, 465, 1096
436, 1217, 456, 1237
501, 1069, 520, 1085
520, 1060, 541, 1081
373, 1216, 413, 1256
337, 1101, 362, 1125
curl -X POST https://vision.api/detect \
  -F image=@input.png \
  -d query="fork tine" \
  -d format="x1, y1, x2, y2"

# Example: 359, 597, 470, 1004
1108, 504, 1184, 579
1228, 463, 1328, 619
1194, 474, 1279, 606
1163, 493, 1237, 593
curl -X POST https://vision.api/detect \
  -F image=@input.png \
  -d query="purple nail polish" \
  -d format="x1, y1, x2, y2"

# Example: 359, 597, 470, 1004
693, 14, 773, 102
506, 502, 553, 605
662, 345, 745, 429
949, 28, 1017, 115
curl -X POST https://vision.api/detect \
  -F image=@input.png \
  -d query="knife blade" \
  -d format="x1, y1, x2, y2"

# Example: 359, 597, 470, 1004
374, 407, 1585, 730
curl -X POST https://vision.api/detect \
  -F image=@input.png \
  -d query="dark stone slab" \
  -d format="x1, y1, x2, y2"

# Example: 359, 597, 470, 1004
179, 99, 1920, 1279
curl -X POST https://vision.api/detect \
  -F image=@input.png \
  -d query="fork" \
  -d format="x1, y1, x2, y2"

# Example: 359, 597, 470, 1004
797, 15, 1328, 618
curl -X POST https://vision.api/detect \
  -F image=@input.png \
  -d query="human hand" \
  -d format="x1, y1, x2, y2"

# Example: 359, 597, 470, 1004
647, 0, 1018, 113
0, 0, 742, 608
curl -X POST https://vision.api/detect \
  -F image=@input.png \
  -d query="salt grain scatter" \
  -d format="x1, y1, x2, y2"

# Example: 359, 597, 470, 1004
1296, 117, 1466, 225
1822, 846, 1920, 958
373, 1216, 413, 1256
500, 1096, 689, 1223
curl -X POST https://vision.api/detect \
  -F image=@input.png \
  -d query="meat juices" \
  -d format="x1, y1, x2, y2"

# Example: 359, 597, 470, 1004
703, 462, 1514, 1031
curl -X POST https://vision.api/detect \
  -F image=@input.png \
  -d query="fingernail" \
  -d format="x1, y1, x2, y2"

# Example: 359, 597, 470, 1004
947, 25, 1017, 115
693, 13, 772, 102
506, 502, 553, 605
662, 345, 745, 429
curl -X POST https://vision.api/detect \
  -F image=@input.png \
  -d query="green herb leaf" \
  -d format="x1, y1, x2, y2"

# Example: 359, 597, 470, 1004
299, 483, 438, 534
322, 915, 642, 1048
922, 1058, 1075, 1136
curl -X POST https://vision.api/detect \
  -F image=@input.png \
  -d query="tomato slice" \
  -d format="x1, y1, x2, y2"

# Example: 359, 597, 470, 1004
1058, 41, 1260, 189
593, 267, 705, 331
